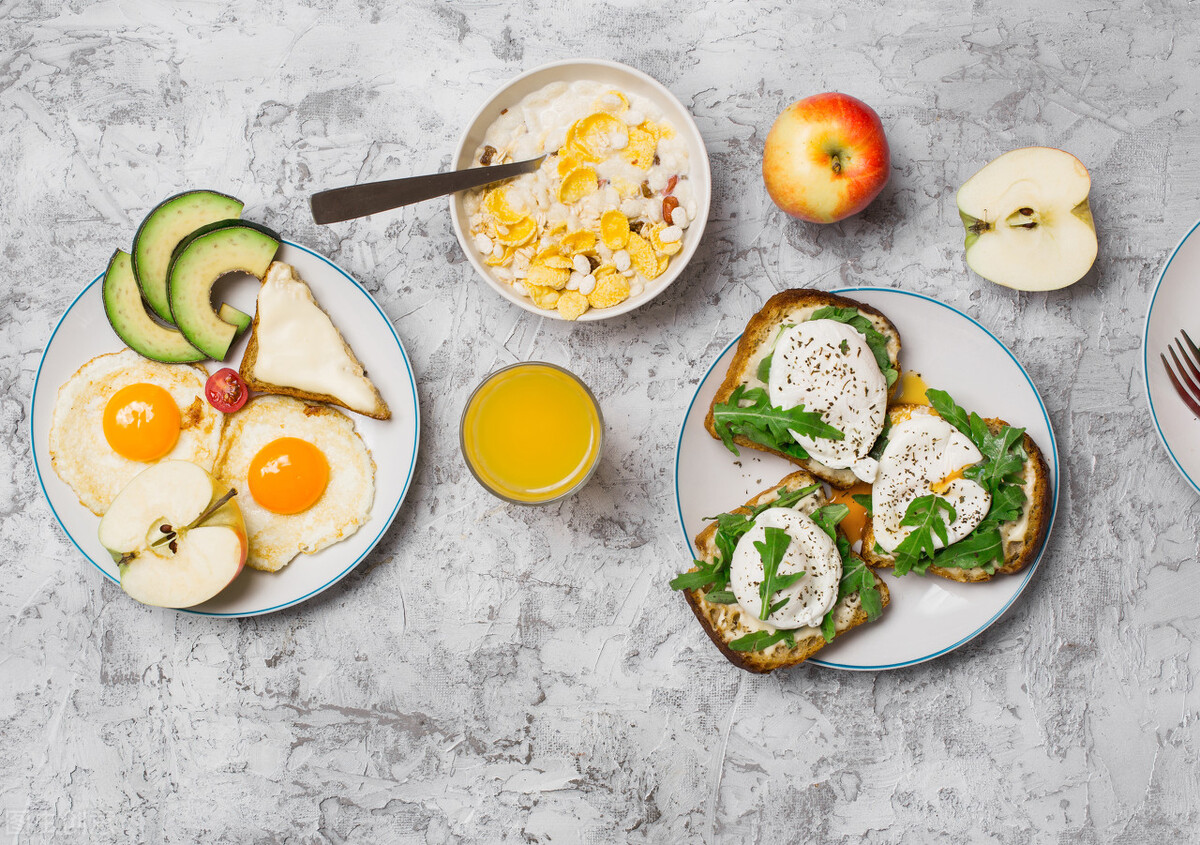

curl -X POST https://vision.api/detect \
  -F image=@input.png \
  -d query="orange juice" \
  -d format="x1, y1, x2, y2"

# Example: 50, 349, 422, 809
461, 363, 603, 504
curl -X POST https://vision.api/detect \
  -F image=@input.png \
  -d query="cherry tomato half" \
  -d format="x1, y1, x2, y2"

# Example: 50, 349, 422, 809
205, 368, 249, 413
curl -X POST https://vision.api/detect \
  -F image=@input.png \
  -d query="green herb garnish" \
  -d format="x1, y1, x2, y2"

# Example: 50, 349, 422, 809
712, 384, 843, 460
892, 495, 957, 576
810, 503, 883, 642
729, 629, 796, 652
755, 526, 801, 620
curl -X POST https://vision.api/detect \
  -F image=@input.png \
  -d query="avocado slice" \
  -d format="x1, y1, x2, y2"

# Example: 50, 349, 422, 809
132, 190, 244, 324
168, 222, 280, 361
104, 249, 205, 362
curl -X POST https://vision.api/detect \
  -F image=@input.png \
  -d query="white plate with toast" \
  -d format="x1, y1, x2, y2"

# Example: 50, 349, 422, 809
675, 287, 1059, 670
31, 241, 420, 617
1144, 218, 1200, 494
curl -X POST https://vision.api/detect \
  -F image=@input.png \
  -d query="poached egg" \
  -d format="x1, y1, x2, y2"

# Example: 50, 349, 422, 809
873, 410, 991, 553
767, 319, 887, 482
729, 506, 842, 630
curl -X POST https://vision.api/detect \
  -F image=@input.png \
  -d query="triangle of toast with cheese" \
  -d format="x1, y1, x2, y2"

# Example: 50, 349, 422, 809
239, 261, 390, 420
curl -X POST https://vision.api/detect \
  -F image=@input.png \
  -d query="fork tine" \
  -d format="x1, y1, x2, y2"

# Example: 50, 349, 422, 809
1163, 352, 1200, 417
1182, 329, 1200, 361
1170, 344, 1200, 397
1175, 337, 1200, 384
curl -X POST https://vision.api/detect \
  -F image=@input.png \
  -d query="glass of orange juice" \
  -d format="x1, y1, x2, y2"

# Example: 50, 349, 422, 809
460, 362, 604, 505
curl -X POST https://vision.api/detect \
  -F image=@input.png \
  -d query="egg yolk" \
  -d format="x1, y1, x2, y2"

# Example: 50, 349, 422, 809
827, 481, 872, 547
102, 383, 182, 462
248, 437, 329, 514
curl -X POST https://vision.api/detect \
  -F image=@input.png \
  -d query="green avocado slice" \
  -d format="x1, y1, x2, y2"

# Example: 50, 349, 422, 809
103, 249, 207, 363
168, 222, 280, 361
132, 190, 244, 324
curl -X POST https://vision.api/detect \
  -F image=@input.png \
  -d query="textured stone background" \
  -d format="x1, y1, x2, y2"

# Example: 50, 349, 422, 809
3, 1, 1199, 842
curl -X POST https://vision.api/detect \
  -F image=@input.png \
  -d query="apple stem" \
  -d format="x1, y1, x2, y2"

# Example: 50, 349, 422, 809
148, 489, 238, 550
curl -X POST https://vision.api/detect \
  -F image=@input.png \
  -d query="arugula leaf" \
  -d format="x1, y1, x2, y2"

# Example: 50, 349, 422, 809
668, 558, 726, 591
712, 384, 843, 459
809, 306, 899, 388
729, 629, 796, 653
817, 525, 884, 642
868, 414, 892, 461
754, 323, 795, 383
892, 495, 957, 576
930, 524, 1003, 572
703, 589, 738, 604
925, 388, 972, 435
809, 504, 849, 540
852, 493, 873, 515
754, 526, 797, 621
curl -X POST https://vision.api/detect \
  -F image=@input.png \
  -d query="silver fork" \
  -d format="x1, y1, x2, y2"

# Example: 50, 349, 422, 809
1162, 329, 1200, 416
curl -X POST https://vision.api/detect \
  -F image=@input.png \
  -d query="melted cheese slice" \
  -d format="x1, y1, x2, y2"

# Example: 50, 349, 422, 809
251, 262, 383, 416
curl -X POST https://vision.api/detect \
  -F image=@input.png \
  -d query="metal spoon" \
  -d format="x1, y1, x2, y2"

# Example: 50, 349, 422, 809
309, 155, 547, 225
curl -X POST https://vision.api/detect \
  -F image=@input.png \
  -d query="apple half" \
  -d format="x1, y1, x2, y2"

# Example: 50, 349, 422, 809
957, 147, 1098, 291
98, 461, 248, 608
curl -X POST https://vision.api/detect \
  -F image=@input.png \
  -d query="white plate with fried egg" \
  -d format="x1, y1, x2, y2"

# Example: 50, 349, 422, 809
675, 287, 1059, 670
31, 241, 419, 617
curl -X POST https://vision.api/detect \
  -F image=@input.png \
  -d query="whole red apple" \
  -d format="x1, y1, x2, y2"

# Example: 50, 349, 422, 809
762, 93, 890, 223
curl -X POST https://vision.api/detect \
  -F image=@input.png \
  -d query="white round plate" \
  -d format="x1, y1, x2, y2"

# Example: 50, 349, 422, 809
1144, 218, 1200, 494
674, 287, 1059, 670
31, 241, 420, 617
449, 58, 712, 321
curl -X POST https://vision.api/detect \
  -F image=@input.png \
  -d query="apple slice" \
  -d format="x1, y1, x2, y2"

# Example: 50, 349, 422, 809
98, 461, 248, 608
957, 147, 1098, 291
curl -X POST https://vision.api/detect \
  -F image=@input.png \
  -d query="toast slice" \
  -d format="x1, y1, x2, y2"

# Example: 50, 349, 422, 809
240, 262, 390, 420
705, 289, 901, 488
680, 470, 891, 673
861, 404, 1052, 582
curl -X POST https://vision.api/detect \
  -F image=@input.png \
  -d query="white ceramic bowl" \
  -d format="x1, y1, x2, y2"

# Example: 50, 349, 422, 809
450, 59, 711, 322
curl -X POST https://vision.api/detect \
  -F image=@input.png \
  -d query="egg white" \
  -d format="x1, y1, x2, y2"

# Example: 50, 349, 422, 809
213, 395, 375, 572
729, 507, 842, 630
873, 411, 991, 553
48, 349, 223, 515
767, 319, 887, 481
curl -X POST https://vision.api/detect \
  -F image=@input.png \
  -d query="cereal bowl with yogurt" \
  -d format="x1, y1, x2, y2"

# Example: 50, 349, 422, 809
451, 60, 711, 322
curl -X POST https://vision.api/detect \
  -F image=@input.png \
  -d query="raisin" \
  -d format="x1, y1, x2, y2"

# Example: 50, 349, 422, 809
640, 181, 653, 198
479, 145, 497, 166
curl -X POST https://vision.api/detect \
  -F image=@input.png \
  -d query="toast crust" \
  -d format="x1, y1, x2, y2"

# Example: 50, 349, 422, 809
239, 263, 391, 421
860, 404, 1052, 583
681, 470, 890, 673
704, 289, 901, 489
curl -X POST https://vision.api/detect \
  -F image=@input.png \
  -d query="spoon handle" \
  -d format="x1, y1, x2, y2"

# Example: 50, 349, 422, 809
310, 156, 546, 225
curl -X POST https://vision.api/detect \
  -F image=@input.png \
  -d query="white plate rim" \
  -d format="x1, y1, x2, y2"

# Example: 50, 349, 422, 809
1142, 216, 1200, 495
673, 286, 1060, 670
29, 240, 421, 618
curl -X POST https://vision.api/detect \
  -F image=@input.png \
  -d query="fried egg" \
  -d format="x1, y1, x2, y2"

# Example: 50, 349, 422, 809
729, 506, 842, 630
873, 409, 991, 553
767, 319, 887, 482
213, 395, 375, 572
49, 349, 223, 515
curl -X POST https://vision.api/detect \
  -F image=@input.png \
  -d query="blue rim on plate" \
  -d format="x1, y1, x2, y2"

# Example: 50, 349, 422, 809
30, 240, 420, 618
1142, 217, 1200, 495
673, 286, 1059, 670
